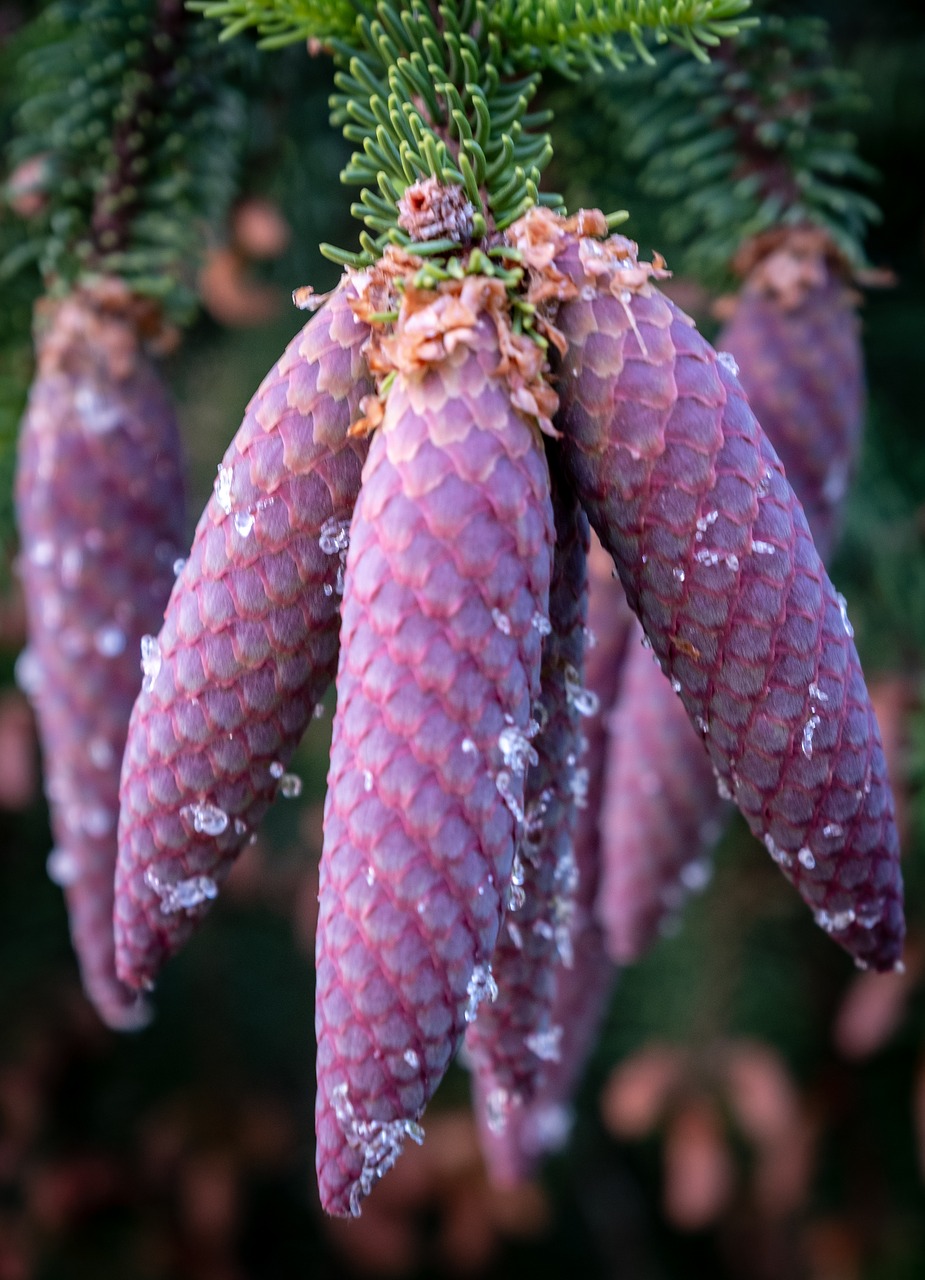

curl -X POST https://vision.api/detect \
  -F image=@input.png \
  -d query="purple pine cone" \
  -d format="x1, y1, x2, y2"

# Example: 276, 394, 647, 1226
553, 230, 903, 971
15, 283, 186, 1028
314, 309, 554, 1217
507, 540, 634, 1178
468, 465, 590, 1184
597, 628, 729, 962
717, 228, 865, 563
115, 281, 373, 992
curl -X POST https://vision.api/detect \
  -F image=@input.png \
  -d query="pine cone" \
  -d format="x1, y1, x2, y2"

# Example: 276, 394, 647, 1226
314, 306, 554, 1217
553, 229, 903, 972
597, 630, 729, 962
114, 281, 373, 992
503, 538, 634, 1179
717, 228, 864, 563
468, 464, 589, 1184
15, 282, 186, 1029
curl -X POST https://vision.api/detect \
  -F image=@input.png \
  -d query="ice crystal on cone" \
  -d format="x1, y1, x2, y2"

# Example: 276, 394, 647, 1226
15, 282, 185, 1030
549, 218, 903, 971
115, 281, 373, 991
314, 303, 554, 1217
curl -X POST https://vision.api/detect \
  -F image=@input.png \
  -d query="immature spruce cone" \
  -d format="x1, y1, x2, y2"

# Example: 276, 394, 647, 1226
15, 283, 186, 1029
468, 465, 589, 1184
314, 303, 554, 1217
115, 282, 372, 991
717, 228, 865, 563
554, 227, 903, 972
598, 632, 728, 962
507, 538, 634, 1178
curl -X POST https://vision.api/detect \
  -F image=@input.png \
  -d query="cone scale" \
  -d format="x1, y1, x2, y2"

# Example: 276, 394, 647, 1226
114, 283, 373, 991
314, 304, 554, 1217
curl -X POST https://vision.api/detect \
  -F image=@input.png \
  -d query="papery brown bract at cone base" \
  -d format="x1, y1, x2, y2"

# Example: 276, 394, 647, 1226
549, 221, 903, 972
115, 282, 373, 992
598, 630, 729, 962
314, 305, 554, 1218
467, 464, 589, 1185
717, 229, 865, 565
505, 539, 634, 1180
15, 283, 186, 1029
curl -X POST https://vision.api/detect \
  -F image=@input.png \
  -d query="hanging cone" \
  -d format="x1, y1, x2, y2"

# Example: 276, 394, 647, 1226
15, 280, 186, 1029
717, 227, 865, 564
114, 280, 373, 992
504, 538, 635, 1180
532, 211, 903, 972
468, 463, 590, 1184
314, 284, 554, 1217
597, 632, 729, 962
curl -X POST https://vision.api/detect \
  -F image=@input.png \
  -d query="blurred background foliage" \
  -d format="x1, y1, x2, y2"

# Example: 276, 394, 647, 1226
1, 1, 925, 1277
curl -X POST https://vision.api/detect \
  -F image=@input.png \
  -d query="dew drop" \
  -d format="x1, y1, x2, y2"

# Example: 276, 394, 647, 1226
366, 865, 376, 886
673, 567, 685, 582
14, 648, 41, 697
814, 907, 855, 934
531, 611, 552, 636
214, 464, 234, 514
751, 539, 776, 556
46, 847, 79, 887
491, 607, 511, 635
485, 1087, 510, 1135
403, 1048, 419, 1070
498, 725, 539, 776
145, 868, 219, 914
88, 736, 114, 769
234, 509, 255, 538
507, 920, 523, 949
823, 821, 843, 839
465, 963, 498, 1023
318, 516, 351, 556
525, 1025, 563, 1063
280, 773, 302, 798
94, 624, 126, 657
836, 592, 854, 638
362, 770, 374, 793
140, 635, 161, 692
461, 738, 477, 755
330, 1082, 425, 1218
183, 802, 229, 836
269, 761, 284, 778
809, 681, 829, 703
801, 713, 821, 759
798, 846, 816, 870
717, 351, 739, 377
172, 557, 187, 577
564, 665, 600, 717
495, 770, 525, 824
679, 858, 712, 892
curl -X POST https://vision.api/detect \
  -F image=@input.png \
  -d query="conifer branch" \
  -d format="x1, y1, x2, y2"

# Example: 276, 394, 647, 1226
570, 13, 878, 281
6, 0, 247, 319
